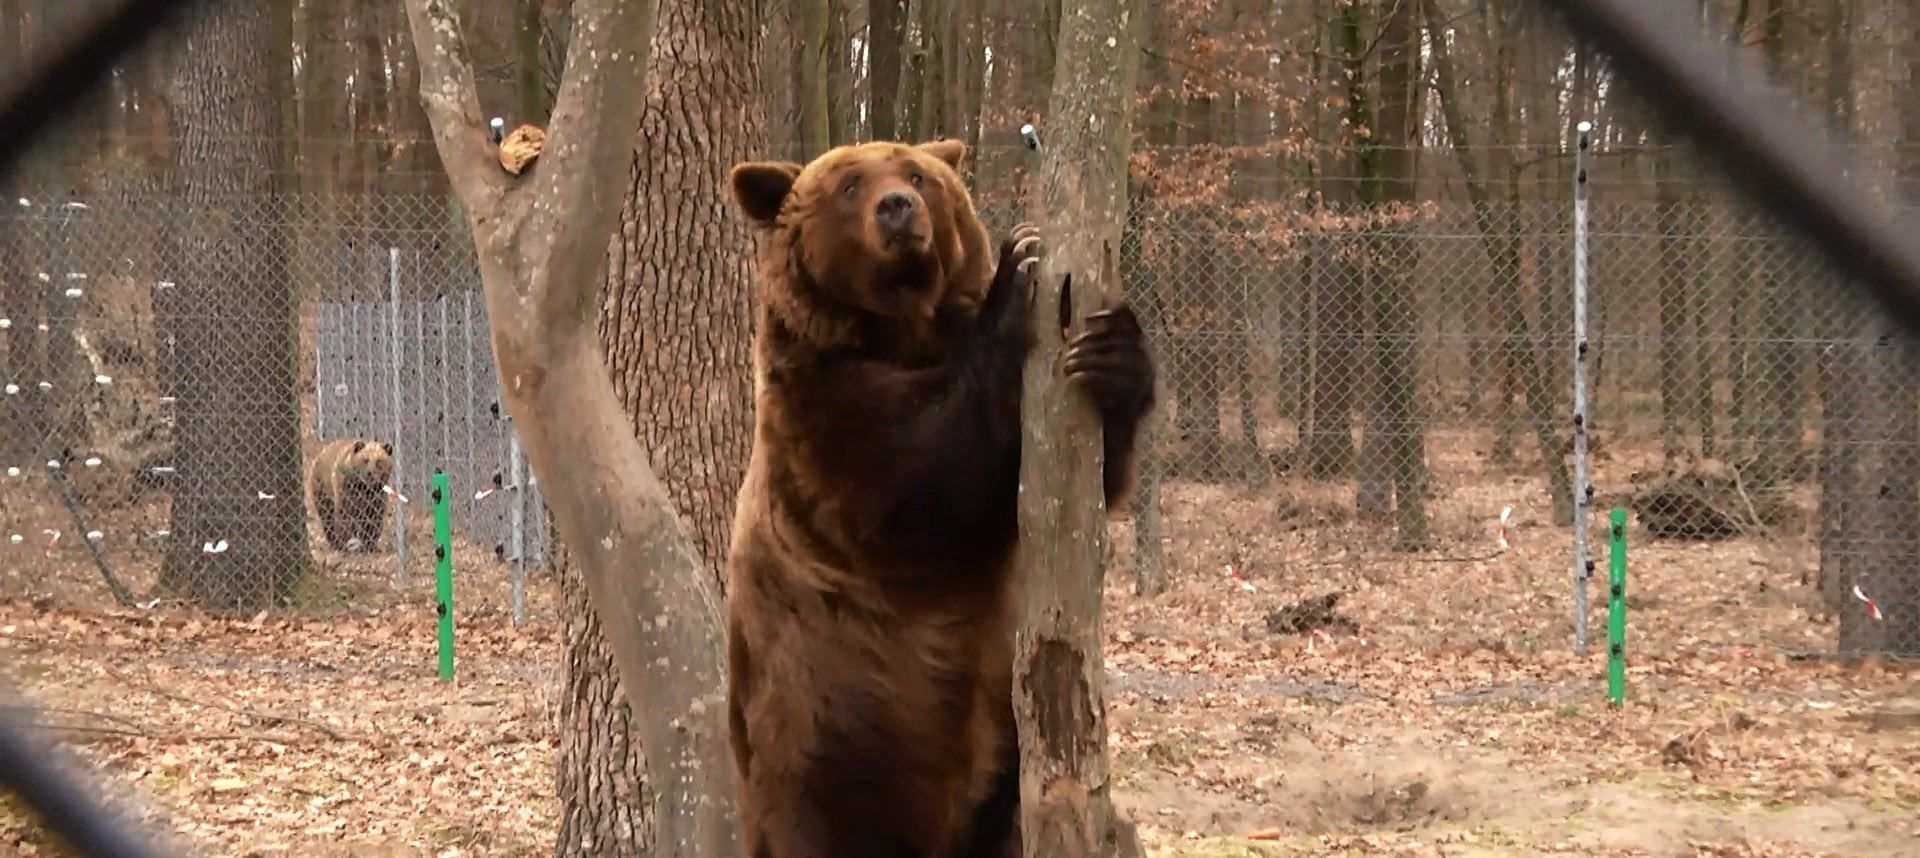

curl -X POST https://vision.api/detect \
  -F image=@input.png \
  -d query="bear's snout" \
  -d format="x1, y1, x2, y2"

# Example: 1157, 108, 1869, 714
874, 190, 921, 239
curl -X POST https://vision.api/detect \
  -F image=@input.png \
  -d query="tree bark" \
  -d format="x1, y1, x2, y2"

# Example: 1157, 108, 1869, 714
1300, 7, 1360, 481
1014, 0, 1144, 854
868, 0, 906, 139
798, 0, 833, 154
1422, 0, 1573, 524
1361, 0, 1430, 549
155, 2, 312, 611
402, 3, 738, 855
553, 0, 764, 852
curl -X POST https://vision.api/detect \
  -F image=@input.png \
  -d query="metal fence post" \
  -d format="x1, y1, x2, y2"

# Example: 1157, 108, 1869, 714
388, 246, 407, 586
1571, 120, 1595, 654
508, 427, 526, 628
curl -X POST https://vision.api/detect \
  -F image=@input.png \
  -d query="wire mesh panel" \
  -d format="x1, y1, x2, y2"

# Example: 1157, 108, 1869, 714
0, 189, 546, 618
0, 147, 1914, 655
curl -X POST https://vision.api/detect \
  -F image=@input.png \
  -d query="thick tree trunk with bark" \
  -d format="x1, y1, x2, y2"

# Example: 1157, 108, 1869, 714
1014, 0, 1144, 855
404, 3, 739, 855
156, 3, 311, 611
553, 0, 764, 852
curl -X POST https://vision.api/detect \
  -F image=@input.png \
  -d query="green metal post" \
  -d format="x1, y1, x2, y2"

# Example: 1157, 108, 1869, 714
1606, 507, 1628, 706
432, 469, 455, 681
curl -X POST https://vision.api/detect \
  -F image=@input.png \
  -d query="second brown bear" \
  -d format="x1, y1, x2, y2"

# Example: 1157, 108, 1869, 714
307, 437, 395, 553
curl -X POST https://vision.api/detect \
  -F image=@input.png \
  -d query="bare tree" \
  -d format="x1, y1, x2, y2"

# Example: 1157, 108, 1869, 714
553, 0, 764, 853
1014, 0, 1145, 853
402, 2, 738, 855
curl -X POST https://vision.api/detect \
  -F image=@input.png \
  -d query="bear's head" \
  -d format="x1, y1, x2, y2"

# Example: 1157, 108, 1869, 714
728, 139, 992, 337
345, 440, 395, 488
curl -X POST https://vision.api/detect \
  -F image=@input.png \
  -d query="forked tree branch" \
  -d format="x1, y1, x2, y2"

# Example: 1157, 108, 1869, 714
401, 2, 739, 856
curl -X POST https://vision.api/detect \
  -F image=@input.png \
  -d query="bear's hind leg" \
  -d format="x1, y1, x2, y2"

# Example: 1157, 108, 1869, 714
953, 730, 1020, 858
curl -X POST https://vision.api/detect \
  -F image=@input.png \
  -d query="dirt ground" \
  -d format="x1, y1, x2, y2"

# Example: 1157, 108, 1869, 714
2, 429, 1917, 857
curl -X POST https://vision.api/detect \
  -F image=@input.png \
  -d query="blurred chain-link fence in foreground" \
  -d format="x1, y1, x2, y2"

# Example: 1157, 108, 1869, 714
1, 142, 1914, 656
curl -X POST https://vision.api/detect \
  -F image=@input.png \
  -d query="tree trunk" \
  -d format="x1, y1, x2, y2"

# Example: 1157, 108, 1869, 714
155, 3, 311, 611
1014, 0, 1144, 854
1363, 0, 1429, 549
1655, 152, 1687, 466
1422, 0, 1571, 523
551, 0, 764, 854
798, 0, 832, 154
1815, 0, 1857, 615
1300, 7, 1361, 481
868, 0, 906, 139
405, 1, 740, 854
1836, 0, 1920, 656
1752, 0, 1803, 485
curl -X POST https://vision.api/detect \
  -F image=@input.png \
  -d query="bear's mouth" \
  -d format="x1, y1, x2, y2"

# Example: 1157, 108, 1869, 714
883, 229, 932, 254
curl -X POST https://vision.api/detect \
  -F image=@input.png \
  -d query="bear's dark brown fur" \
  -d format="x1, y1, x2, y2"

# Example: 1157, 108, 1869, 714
723, 138, 1155, 858
307, 437, 394, 552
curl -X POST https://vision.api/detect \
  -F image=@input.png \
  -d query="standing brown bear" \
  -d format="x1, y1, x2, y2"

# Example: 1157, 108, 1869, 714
723, 138, 1156, 858
307, 437, 395, 553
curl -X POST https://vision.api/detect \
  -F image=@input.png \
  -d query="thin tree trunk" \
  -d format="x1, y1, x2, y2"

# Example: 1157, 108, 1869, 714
868, 0, 906, 139
1815, 0, 1856, 615
1656, 152, 1686, 466
1014, 0, 1144, 853
1422, 0, 1572, 523
799, 0, 832, 154
552, 0, 764, 853
1301, 7, 1360, 480
156, 3, 311, 611
1368, 0, 1429, 549
1753, 0, 1803, 485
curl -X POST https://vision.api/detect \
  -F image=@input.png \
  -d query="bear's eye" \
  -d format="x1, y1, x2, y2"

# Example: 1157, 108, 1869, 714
840, 177, 859, 198
909, 172, 925, 188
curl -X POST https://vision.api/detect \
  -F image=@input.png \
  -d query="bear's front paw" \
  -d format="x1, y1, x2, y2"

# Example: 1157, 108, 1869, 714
981, 223, 1042, 339
1064, 303, 1155, 423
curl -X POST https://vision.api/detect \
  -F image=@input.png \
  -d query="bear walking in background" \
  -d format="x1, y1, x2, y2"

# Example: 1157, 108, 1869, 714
306, 438, 395, 553
722, 138, 1157, 858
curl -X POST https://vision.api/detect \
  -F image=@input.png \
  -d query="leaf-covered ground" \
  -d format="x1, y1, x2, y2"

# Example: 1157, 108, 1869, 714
3, 431, 1917, 856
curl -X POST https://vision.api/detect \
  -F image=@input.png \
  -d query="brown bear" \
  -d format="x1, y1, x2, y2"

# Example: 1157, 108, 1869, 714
307, 437, 395, 553
722, 137, 1156, 858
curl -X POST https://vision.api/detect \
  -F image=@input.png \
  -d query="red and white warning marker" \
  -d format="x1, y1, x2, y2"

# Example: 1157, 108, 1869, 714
383, 484, 409, 504
1852, 584, 1883, 621
473, 485, 496, 500
1222, 563, 1256, 592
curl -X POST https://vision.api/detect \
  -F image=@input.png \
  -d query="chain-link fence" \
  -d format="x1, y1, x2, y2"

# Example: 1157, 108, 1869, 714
1, 143, 1914, 655
0, 184, 548, 620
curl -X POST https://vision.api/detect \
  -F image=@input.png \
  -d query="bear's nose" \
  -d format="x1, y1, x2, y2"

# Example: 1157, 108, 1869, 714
875, 191, 918, 234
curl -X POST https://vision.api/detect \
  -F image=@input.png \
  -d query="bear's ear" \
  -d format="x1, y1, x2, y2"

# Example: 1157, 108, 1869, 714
915, 138, 966, 169
729, 161, 802, 226
352, 441, 366, 454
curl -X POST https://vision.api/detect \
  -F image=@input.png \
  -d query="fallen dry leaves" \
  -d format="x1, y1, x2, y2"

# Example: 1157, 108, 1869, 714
3, 428, 1918, 855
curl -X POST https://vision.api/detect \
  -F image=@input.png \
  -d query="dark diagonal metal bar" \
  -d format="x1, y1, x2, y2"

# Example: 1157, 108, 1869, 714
1537, 0, 1920, 336
0, 0, 196, 181
2, 3, 198, 852
0, 0, 1918, 856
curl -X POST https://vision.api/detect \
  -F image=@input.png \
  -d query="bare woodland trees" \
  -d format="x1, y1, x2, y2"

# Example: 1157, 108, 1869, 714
553, 0, 764, 852
402, 3, 739, 856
